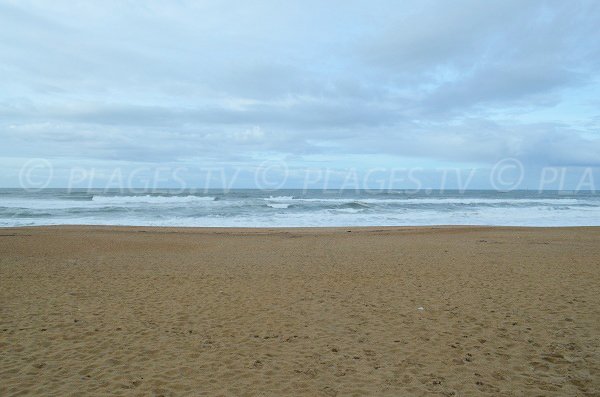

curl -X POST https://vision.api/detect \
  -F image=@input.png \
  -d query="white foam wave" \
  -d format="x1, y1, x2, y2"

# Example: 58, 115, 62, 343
262, 197, 588, 205
265, 196, 294, 201
4, 204, 600, 228
0, 199, 91, 209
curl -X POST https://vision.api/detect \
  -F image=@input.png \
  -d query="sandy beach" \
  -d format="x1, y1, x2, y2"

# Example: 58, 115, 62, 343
1, 226, 599, 396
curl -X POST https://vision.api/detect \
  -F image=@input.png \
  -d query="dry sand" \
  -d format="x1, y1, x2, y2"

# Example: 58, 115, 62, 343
1, 226, 599, 396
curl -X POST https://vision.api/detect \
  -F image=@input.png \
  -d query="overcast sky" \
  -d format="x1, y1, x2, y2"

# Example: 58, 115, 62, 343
1, 0, 599, 188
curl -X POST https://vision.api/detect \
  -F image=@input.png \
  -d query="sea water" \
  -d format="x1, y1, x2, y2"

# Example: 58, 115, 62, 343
1, 189, 599, 227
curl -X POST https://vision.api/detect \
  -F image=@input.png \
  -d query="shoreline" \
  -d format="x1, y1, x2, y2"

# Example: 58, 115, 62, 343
4, 224, 600, 230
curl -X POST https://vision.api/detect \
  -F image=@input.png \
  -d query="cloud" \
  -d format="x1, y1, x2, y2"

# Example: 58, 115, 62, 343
1, 0, 600, 181
422, 64, 584, 115
359, 0, 600, 113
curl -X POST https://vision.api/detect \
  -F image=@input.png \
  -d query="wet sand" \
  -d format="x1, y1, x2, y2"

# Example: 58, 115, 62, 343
1, 226, 599, 396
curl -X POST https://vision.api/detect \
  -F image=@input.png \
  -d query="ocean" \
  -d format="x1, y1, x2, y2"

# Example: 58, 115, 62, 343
0, 188, 599, 227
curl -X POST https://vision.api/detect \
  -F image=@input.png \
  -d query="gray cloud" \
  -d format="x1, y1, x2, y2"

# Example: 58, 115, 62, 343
1, 0, 600, 179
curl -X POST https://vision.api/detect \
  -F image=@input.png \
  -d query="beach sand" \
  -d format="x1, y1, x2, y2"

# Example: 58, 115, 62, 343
1, 226, 599, 396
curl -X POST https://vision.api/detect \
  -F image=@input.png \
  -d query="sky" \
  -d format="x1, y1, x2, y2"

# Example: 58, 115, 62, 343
1, 0, 600, 190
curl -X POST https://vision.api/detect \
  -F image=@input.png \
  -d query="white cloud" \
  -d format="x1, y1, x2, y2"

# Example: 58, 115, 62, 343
1, 0, 599, 185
